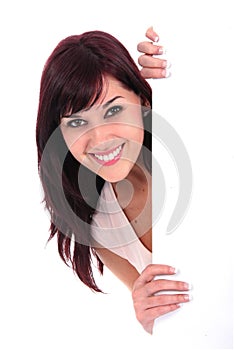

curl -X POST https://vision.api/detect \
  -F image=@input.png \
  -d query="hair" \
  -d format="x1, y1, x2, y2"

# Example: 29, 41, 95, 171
36, 30, 152, 292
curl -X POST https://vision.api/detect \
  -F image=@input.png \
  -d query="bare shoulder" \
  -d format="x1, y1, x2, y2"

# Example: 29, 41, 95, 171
95, 247, 140, 291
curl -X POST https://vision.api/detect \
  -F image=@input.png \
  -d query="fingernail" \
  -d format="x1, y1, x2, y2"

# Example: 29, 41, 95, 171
187, 283, 193, 291
158, 46, 167, 54
163, 69, 171, 78
170, 266, 179, 274
166, 61, 172, 68
184, 294, 193, 301
183, 282, 192, 290
154, 35, 159, 42
162, 60, 171, 68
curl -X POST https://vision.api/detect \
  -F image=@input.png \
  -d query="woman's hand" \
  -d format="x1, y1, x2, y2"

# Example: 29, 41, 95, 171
132, 264, 191, 334
138, 27, 170, 79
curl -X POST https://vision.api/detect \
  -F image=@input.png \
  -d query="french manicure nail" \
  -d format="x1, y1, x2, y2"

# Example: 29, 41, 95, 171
162, 60, 171, 68
187, 283, 193, 291
158, 47, 167, 54
170, 266, 179, 274
163, 69, 171, 78
183, 282, 193, 290
184, 294, 193, 301
166, 61, 172, 68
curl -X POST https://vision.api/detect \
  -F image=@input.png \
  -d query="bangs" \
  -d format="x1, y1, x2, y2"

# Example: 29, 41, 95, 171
39, 31, 152, 129
60, 63, 105, 117
50, 39, 108, 118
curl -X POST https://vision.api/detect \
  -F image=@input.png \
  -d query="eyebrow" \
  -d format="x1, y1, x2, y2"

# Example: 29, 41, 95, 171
102, 96, 124, 109
62, 96, 124, 119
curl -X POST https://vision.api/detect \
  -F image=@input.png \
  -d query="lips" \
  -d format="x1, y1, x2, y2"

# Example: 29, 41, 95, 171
89, 143, 125, 166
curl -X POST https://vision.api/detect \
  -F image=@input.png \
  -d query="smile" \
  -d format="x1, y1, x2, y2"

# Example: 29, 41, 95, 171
90, 144, 124, 166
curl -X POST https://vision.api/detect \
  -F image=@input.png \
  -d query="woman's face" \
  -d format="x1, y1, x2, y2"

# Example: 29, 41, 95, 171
60, 77, 144, 183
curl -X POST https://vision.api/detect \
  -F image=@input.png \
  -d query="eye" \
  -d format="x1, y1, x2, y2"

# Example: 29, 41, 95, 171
67, 119, 88, 128
104, 105, 123, 118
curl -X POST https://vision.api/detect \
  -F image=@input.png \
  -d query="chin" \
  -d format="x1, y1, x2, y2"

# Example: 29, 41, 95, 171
99, 173, 128, 183
98, 165, 132, 183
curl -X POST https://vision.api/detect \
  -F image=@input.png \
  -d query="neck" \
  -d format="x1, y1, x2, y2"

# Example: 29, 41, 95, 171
125, 151, 150, 185
112, 151, 151, 197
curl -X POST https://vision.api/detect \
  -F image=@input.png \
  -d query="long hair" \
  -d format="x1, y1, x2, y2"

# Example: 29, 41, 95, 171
36, 30, 152, 292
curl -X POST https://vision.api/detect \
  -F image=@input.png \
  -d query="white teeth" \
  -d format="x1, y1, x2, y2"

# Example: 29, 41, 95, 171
94, 145, 122, 162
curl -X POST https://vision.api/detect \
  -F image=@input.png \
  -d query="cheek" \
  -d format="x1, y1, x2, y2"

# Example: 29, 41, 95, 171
120, 123, 144, 146
68, 136, 88, 161
134, 126, 144, 145
119, 111, 144, 145
61, 125, 89, 155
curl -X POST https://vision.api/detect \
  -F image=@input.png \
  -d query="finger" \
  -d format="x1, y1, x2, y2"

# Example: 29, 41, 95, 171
132, 279, 190, 301
134, 264, 176, 288
137, 304, 180, 326
137, 41, 164, 55
148, 303, 181, 320
138, 54, 167, 69
146, 293, 190, 309
145, 26, 159, 42
140, 67, 170, 79
145, 279, 190, 296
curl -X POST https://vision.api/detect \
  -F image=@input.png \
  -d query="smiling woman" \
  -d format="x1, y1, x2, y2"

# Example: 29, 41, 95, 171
60, 78, 144, 182
36, 28, 191, 334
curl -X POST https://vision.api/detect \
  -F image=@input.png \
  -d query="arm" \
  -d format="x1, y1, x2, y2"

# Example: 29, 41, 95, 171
95, 247, 139, 290
138, 26, 170, 79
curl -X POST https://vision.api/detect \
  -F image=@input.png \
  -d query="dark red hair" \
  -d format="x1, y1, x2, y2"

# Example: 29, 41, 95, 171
36, 30, 152, 292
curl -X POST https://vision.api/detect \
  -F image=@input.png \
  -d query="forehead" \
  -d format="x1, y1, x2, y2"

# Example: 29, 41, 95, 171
96, 77, 127, 100
85, 76, 140, 111
63, 75, 141, 118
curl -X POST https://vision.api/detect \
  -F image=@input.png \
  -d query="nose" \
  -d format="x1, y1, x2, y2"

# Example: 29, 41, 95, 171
87, 124, 114, 151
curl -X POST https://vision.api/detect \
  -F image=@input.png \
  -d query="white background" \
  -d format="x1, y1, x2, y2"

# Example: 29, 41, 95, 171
0, 0, 233, 349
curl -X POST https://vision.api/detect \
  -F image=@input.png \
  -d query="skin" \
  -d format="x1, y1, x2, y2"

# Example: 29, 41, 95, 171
61, 27, 190, 334
138, 26, 170, 79
60, 78, 144, 183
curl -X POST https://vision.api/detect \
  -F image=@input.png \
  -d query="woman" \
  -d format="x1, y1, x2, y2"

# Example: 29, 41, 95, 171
36, 27, 190, 334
